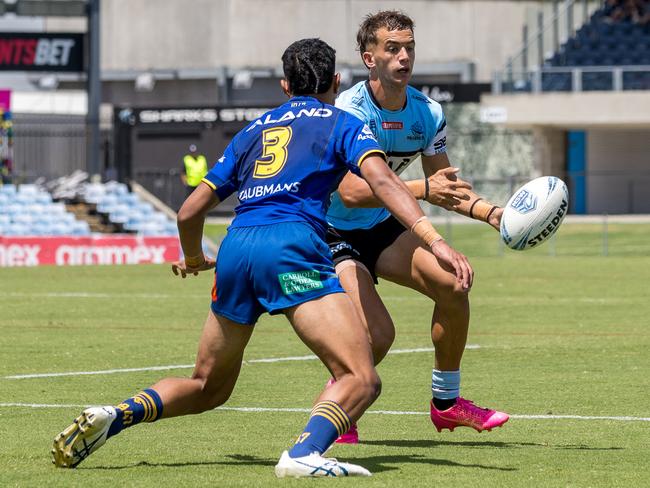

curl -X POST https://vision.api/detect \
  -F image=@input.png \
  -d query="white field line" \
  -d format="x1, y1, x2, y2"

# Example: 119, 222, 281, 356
0, 402, 648, 422
0, 291, 638, 305
3, 346, 478, 380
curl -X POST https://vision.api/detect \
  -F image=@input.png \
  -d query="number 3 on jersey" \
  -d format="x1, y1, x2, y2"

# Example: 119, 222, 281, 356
253, 126, 292, 178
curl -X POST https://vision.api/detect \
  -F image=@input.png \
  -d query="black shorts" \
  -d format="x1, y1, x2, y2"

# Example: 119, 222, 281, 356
326, 215, 407, 283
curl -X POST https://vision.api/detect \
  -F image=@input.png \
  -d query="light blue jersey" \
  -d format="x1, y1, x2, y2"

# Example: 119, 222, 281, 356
327, 81, 447, 230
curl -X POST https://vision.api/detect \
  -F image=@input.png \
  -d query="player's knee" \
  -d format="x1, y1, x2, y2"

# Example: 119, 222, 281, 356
357, 370, 382, 404
425, 275, 470, 307
191, 376, 233, 412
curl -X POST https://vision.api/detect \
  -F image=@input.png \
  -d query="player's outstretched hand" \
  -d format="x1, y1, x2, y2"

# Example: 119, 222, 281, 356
425, 167, 472, 210
171, 256, 216, 278
430, 239, 474, 290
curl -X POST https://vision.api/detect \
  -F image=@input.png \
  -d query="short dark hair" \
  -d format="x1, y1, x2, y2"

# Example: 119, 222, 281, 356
282, 38, 336, 95
356, 10, 415, 54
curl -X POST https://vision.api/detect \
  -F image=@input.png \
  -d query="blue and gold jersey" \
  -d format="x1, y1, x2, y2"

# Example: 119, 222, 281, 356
327, 81, 448, 230
203, 96, 384, 235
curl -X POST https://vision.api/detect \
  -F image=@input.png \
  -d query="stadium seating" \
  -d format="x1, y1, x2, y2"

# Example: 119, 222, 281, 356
5, 175, 179, 238
0, 184, 92, 236
543, 5, 650, 91
78, 181, 177, 236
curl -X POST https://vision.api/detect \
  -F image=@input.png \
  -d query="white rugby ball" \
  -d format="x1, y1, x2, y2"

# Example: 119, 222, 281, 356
500, 176, 569, 250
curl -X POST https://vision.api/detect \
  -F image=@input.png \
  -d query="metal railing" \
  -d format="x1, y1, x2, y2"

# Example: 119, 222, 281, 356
494, 65, 650, 94
494, 0, 608, 94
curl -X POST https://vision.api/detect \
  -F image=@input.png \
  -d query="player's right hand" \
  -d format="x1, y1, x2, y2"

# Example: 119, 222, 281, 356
425, 167, 472, 210
429, 239, 473, 290
171, 257, 216, 278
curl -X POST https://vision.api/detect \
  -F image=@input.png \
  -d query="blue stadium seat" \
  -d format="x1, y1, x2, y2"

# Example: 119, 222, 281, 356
82, 184, 106, 204
0, 184, 17, 196
5, 204, 24, 216
35, 192, 53, 205
70, 221, 91, 236
105, 182, 129, 196
4, 222, 30, 235
542, 72, 572, 92
49, 202, 68, 214
121, 193, 141, 206
136, 202, 154, 215
96, 194, 119, 214
18, 184, 39, 195
13, 213, 34, 225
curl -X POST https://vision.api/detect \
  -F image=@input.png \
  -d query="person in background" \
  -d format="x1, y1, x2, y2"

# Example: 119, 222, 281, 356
181, 144, 208, 197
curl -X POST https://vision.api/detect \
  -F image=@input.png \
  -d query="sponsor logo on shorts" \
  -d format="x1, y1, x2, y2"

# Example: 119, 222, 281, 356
330, 242, 353, 255
278, 270, 324, 295
510, 189, 537, 214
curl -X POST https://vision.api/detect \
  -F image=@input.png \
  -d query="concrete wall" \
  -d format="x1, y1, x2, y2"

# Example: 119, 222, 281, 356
586, 129, 650, 214
481, 92, 650, 129
91, 0, 547, 82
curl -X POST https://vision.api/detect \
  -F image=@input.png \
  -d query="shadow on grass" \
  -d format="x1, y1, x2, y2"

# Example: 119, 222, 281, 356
81, 454, 276, 470
362, 439, 624, 451
81, 453, 514, 473
351, 454, 516, 473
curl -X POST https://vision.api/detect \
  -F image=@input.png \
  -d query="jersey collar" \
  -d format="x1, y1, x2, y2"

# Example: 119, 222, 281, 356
365, 80, 408, 112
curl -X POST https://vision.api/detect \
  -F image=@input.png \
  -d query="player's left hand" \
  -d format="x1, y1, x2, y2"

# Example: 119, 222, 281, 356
171, 257, 216, 278
425, 167, 472, 210
487, 207, 503, 231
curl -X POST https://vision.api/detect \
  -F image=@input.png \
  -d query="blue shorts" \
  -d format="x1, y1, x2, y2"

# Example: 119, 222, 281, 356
211, 222, 345, 324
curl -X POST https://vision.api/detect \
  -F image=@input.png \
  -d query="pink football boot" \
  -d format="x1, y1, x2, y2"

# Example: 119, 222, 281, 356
335, 422, 359, 444
326, 378, 360, 444
430, 397, 509, 433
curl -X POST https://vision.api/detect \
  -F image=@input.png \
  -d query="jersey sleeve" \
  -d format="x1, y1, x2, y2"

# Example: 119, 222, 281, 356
336, 113, 386, 175
201, 142, 238, 201
423, 106, 448, 156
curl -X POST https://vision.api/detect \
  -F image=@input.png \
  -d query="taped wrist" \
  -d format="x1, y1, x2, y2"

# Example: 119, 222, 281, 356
184, 253, 205, 267
412, 179, 427, 200
469, 198, 498, 222
410, 216, 443, 247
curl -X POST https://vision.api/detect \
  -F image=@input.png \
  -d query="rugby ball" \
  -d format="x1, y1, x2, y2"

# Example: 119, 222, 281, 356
500, 176, 569, 250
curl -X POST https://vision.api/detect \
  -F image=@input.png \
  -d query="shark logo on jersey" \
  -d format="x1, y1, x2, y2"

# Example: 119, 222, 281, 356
408, 121, 425, 141
357, 125, 377, 142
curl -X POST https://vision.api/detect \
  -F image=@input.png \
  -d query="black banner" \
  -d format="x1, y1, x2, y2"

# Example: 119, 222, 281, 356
412, 83, 492, 103
0, 33, 84, 72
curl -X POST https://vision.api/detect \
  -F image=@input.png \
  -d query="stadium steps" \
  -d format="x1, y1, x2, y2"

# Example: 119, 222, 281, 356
65, 202, 119, 234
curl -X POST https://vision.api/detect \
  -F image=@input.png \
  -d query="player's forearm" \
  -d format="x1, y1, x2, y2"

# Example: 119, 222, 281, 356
339, 176, 426, 208
176, 183, 220, 261
177, 208, 206, 260
453, 190, 500, 227
361, 160, 426, 229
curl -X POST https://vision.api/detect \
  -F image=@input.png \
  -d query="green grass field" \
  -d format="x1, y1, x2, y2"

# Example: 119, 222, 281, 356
1, 224, 649, 487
